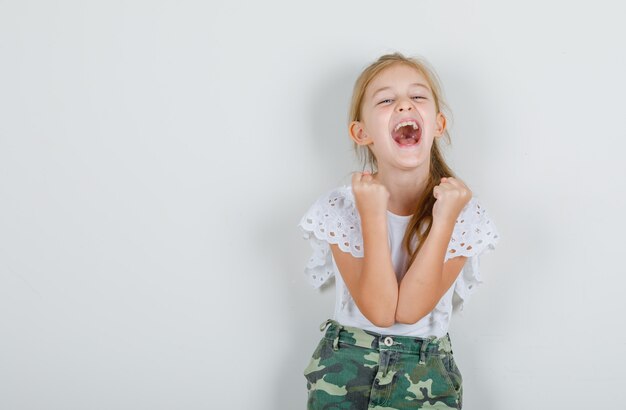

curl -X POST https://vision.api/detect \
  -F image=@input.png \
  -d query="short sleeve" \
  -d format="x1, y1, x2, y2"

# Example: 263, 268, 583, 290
446, 197, 500, 312
297, 185, 363, 288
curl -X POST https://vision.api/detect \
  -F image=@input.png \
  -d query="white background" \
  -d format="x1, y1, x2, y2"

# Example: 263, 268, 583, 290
1, 1, 625, 409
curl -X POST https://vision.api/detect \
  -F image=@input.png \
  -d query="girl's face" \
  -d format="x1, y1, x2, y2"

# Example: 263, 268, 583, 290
350, 63, 446, 171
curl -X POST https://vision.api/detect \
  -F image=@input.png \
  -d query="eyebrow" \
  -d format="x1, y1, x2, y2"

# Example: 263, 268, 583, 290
371, 83, 431, 98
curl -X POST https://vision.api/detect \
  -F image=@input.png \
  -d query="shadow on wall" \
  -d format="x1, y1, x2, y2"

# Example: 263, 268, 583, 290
260, 63, 360, 407
305, 63, 364, 184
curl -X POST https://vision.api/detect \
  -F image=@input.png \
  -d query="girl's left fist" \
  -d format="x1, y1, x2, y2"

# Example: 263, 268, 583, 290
432, 177, 472, 223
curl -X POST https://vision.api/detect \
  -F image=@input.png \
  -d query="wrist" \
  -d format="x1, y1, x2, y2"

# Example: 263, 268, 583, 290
431, 217, 455, 234
360, 210, 388, 226
361, 212, 389, 244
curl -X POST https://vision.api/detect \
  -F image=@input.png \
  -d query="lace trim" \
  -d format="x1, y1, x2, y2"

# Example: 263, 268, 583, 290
445, 197, 500, 262
447, 197, 500, 311
298, 186, 363, 288
452, 254, 484, 312
298, 186, 500, 312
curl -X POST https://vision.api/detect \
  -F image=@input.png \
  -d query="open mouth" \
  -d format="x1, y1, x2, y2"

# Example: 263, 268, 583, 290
391, 120, 422, 147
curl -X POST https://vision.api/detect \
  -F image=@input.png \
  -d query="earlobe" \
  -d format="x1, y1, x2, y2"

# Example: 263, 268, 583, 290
435, 113, 447, 137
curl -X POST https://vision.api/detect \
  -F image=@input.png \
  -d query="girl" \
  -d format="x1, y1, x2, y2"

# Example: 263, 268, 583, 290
298, 52, 500, 409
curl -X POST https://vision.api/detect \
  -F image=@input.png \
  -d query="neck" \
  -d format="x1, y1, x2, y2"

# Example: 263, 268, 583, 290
372, 165, 430, 216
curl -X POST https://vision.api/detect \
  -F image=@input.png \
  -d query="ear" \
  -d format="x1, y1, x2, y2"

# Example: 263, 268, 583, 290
434, 112, 447, 138
349, 121, 372, 145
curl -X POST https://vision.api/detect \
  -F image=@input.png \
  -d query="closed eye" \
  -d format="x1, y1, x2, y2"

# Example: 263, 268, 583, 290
378, 97, 426, 105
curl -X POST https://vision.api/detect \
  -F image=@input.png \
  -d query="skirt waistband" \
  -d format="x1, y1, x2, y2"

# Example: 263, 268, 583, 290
319, 319, 453, 356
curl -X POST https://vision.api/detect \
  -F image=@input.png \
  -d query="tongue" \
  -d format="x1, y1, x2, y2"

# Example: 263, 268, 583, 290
392, 124, 420, 146
397, 135, 418, 145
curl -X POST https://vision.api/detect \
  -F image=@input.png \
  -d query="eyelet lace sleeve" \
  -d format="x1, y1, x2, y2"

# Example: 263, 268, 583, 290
297, 185, 363, 288
446, 197, 500, 312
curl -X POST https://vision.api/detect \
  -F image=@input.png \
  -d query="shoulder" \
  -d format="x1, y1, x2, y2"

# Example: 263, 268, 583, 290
298, 184, 363, 256
454, 197, 485, 224
299, 184, 357, 224
446, 196, 500, 260
454, 196, 496, 227
297, 184, 363, 288
448, 196, 501, 310
318, 184, 355, 209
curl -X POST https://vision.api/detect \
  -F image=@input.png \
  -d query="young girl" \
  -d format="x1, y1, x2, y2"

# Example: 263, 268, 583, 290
298, 52, 500, 409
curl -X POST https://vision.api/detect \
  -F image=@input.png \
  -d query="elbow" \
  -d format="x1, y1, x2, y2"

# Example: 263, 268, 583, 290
395, 286, 442, 324
363, 307, 396, 328
395, 303, 434, 325
395, 311, 424, 325
370, 314, 395, 328
355, 285, 398, 328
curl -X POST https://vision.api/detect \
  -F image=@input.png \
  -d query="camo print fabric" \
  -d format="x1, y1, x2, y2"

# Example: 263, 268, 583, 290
304, 320, 463, 409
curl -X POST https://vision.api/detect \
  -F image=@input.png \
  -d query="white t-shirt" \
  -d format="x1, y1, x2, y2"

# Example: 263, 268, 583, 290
298, 184, 500, 337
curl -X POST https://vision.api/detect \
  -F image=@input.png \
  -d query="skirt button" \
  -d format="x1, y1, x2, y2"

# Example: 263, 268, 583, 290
383, 336, 393, 347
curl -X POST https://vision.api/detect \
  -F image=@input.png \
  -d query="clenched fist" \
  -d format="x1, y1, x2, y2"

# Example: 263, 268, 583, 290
351, 172, 390, 218
432, 177, 472, 223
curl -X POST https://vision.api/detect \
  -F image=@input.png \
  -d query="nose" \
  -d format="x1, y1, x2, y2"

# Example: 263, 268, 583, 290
396, 98, 413, 112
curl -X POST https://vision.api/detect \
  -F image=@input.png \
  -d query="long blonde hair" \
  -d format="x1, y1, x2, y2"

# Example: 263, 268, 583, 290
348, 52, 458, 268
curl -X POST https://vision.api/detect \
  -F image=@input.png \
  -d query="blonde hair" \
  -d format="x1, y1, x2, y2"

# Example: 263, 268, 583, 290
348, 52, 459, 268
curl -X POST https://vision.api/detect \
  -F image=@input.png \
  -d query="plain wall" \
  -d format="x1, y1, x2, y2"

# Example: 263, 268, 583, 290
1, 1, 625, 408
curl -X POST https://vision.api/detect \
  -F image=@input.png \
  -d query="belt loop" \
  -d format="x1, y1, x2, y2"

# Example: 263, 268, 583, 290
319, 319, 332, 332
319, 319, 342, 351
419, 336, 435, 365
331, 323, 344, 351
332, 330, 340, 351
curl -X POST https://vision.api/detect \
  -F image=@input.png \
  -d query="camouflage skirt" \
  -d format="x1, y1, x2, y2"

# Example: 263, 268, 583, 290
303, 319, 463, 409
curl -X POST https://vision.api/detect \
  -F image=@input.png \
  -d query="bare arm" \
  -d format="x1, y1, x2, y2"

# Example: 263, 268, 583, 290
395, 176, 472, 324
330, 211, 398, 327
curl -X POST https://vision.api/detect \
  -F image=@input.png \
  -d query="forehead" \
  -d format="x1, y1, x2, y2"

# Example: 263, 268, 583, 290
366, 64, 431, 98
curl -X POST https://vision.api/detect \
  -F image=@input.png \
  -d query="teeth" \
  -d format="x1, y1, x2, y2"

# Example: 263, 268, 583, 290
393, 120, 419, 132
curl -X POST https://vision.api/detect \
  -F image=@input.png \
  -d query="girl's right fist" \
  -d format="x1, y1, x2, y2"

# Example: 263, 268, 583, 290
351, 172, 390, 218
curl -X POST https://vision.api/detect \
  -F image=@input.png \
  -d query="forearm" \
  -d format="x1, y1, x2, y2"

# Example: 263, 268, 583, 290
357, 213, 398, 326
395, 219, 455, 324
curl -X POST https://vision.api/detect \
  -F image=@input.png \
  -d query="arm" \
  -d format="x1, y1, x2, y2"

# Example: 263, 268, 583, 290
330, 211, 398, 327
395, 176, 472, 324
395, 217, 467, 324
394, 219, 452, 324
